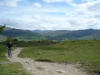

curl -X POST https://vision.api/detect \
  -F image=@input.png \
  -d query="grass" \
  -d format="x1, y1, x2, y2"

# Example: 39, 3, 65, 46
0, 45, 8, 62
0, 35, 7, 42
0, 63, 28, 75
19, 40, 100, 75
0, 45, 29, 75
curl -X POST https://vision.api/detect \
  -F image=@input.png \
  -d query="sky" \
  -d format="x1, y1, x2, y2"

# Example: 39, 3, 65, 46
0, 0, 100, 30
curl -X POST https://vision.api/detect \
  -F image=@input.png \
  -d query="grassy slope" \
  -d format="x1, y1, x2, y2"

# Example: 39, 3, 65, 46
0, 35, 7, 42
1, 29, 44, 41
19, 40, 100, 74
0, 45, 29, 75
0, 45, 8, 62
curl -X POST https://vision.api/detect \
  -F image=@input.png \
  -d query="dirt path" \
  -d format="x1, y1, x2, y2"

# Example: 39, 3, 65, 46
7, 48, 88, 75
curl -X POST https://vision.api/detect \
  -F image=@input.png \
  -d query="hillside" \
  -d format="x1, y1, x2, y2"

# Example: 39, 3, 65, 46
19, 40, 100, 75
1, 28, 100, 41
36, 29, 100, 41
1, 28, 44, 41
0, 35, 7, 42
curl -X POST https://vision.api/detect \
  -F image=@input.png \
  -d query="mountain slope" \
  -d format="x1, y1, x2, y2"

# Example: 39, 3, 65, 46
36, 29, 100, 41
1, 28, 100, 41
1, 29, 44, 41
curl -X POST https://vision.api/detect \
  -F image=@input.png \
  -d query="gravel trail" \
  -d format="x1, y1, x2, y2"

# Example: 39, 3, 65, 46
7, 48, 88, 75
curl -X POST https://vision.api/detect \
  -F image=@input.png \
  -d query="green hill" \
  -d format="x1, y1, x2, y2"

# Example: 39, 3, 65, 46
1, 28, 44, 41
38, 29, 100, 41
1, 28, 100, 41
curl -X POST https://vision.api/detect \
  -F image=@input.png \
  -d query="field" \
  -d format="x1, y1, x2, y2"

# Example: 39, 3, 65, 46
0, 45, 29, 75
19, 40, 100, 75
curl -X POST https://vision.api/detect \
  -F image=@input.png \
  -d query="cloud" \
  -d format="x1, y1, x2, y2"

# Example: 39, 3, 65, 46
44, 0, 72, 3
0, 0, 22, 7
0, 0, 100, 30
82, 0, 96, 3
33, 2, 42, 8
43, 0, 78, 6
43, 0, 76, 6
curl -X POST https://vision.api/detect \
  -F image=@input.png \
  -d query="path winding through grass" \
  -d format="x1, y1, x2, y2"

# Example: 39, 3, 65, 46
7, 48, 88, 75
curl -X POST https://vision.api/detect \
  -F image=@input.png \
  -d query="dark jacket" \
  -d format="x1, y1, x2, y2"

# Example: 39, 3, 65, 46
7, 42, 13, 48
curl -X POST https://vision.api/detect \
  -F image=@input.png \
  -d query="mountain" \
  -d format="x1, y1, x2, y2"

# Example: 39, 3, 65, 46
33, 29, 100, 41
33, 30, 53, 35
1, 28, 100, 41
1, 28, 44, 41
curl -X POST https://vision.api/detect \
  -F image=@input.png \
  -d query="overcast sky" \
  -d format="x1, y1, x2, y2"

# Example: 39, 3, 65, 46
0, 0, 100, 30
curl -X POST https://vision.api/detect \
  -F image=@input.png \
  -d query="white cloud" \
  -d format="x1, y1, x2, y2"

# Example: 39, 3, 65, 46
0, 0, 21, 7
33, 2, 42, 8
63, 0, 100, 29
82, 0, 96, 3
0, 0, 100, 30
44, 0, 72, 3
43, 0, 75, 6
44, 0, 79, 6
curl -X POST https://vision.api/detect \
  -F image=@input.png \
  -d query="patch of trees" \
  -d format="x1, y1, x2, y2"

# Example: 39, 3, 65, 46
0, 26, 5, 33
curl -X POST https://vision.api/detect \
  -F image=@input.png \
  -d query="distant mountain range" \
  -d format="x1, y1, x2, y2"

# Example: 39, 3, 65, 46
1, 27, 100, 41
33, 29, 100, 41
1, 28, 44, 41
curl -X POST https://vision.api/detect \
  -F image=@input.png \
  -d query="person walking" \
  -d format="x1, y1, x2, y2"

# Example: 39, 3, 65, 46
7, 41, 13, 58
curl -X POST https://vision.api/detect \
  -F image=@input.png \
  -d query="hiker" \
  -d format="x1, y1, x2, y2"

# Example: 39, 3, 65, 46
7, 41, 13, 57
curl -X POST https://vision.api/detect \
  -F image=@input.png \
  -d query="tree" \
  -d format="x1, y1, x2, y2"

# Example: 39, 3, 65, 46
0, 25, 5, 33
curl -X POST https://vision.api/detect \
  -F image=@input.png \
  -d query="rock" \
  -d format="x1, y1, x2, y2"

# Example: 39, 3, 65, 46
56, 70, 65, 73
